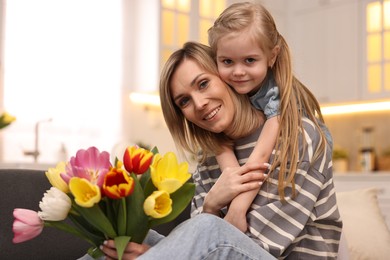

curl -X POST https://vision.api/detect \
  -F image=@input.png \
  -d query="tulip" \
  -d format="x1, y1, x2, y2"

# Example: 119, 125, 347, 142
61, 146, 111, 188
0, 112, 16, 129
38, 187, 72, 221
69, 177, 101, 207
45, 162, 69, 193
13, 209, 44, 243
123, 145, 153, 175
150, 152, 191, 194
103, 161, 135, 199
144, 190, 172, 218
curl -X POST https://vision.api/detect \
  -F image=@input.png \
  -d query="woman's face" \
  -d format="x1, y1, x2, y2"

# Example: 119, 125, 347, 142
170, 58, 236, 135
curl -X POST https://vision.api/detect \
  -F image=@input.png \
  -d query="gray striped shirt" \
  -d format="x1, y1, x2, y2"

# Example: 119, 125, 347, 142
191, 118, 342, 259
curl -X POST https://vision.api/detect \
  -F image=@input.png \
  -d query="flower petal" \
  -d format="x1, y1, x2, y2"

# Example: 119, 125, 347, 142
143, 190, 172, 218
12, 209, 44, 243
38, 187, 71, 221
69, 177, 101, 207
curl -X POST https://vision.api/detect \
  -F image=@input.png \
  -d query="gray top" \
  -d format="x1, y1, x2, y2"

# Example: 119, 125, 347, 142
191, 118, 342, 259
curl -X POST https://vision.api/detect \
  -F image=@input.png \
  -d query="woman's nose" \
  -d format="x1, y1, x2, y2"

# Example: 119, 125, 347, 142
193, 93, 208, 110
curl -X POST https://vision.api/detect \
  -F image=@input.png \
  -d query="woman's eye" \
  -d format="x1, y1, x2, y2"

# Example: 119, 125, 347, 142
199, 80, 209, 89
178, 97, 190, 108
245, 58, 256, 64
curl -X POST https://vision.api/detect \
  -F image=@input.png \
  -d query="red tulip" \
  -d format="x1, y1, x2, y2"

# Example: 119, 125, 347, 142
123, 146, 153, 174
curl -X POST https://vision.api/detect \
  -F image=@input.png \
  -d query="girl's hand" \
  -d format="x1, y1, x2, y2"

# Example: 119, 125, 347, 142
203, 163, 268, 215
101, 240, 150, 260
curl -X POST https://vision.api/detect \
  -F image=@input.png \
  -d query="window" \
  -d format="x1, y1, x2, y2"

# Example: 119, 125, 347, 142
160, 0, 226, 68
2, 0, 122, 164
365, 0, 390, 94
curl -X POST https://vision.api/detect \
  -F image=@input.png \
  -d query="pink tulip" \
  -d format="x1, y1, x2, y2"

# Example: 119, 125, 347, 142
13, 208, 44, 243
61, 146, 111, 187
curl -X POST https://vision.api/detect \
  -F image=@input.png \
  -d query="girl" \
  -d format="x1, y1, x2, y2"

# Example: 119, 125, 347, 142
208, 2, 331, 232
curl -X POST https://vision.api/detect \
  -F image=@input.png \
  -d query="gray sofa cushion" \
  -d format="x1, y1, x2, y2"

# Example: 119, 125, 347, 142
0, 169, 89, 259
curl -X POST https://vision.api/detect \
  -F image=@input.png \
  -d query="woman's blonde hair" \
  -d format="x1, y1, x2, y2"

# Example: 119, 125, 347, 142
209, 2, 327, 200
159, 42, 263, 161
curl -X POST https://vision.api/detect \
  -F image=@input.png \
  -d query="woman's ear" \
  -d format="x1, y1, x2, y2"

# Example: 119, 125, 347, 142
268, 45, 280, 67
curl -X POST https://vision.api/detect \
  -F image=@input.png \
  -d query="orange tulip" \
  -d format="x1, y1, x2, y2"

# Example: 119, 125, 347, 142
123, 146, 153, 175
103, 161, 135, 199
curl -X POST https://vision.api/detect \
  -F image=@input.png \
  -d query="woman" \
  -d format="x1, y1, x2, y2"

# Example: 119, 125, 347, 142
101, 42, 342, 259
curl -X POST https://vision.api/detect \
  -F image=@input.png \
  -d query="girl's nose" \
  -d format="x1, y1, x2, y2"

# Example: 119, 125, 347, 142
232, 65, 245, 77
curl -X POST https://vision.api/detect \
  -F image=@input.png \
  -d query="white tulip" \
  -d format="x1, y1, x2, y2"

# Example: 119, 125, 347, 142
38, 187, 72, 221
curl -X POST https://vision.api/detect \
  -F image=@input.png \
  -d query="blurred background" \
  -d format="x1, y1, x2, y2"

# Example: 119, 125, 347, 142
0, 0, 389, 173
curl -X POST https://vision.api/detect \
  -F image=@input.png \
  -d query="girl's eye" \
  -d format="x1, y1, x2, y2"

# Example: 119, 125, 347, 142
245, 58, 256, 64
222, 59, 232, 65
199, 80, 209, 90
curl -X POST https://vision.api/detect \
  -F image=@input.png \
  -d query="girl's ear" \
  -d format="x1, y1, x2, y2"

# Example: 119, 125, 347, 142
268, 45, 280, 67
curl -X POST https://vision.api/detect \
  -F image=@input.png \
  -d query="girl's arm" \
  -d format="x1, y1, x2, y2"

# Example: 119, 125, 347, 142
225, 116, 279, 232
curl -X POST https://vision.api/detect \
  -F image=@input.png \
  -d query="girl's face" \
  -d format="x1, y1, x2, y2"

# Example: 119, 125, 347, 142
170, 58, 236, 135
216, 30, 276, 95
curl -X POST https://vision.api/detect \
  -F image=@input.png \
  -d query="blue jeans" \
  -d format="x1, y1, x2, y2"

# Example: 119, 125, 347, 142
79, 214, 276, 260
140, 214, 275, 259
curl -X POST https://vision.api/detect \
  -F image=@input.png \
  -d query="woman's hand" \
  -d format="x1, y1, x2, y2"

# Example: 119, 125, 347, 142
203, 163, 268, 215
100, 240, 150, 260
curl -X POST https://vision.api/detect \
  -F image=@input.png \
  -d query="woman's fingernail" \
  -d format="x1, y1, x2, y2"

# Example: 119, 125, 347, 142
103, 240, 108, 245
259, 181, 263, 186
99, 245, 103, 250
263, 174, 268, 178
263, 163, 271, 168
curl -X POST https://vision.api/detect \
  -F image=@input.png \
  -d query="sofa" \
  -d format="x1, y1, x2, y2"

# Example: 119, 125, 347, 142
0, 168, 190, 260
1, 168, 390, 260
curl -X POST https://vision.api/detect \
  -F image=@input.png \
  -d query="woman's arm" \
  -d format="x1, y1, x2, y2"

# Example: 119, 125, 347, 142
194, 163, 267, 215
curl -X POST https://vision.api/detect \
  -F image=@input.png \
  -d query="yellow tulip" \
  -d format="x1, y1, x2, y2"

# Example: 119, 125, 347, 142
150, 152, 191, 194
69, 177, 101, 208
143, 190, 172, 218
45, 162, 69, 193
0, 112, 16, 129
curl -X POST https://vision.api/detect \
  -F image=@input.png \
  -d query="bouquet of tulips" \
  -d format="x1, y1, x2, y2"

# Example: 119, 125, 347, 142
12, 145, 195, 259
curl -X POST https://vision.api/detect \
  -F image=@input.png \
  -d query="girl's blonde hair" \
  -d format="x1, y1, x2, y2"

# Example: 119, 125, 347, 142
159, 42, 264, 161
208, 2, 327, 200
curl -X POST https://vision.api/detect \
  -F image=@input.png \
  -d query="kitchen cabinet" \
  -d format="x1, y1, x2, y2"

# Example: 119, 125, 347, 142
288, 0, 362, 104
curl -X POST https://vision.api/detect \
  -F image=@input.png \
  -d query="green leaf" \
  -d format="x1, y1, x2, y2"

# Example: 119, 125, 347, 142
44, 220, 97, 245
150, 146, 159, 154
117, 198, 127, 236
114, 236, 131, 260
125, 173, 149, 243
73, 203, 117, 238
143, 177, 157, 198
102, 198, 117, 231
149, 183, 195, 227
139, 167, 151, 188
87, 246, 105, 259
139, 146, 158, 189
67, 214, 105, 245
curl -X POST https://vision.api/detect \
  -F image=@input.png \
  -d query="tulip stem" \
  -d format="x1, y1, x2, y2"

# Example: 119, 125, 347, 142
118, 197, 127, 236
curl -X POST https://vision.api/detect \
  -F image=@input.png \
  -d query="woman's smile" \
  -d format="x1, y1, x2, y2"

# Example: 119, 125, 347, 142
203, 105, 221, 121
